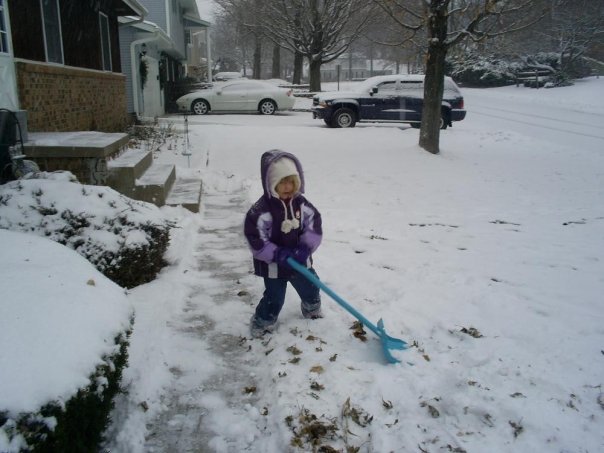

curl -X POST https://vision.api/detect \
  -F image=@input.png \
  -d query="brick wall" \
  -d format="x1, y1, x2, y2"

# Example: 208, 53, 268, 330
15, 60, 129, 133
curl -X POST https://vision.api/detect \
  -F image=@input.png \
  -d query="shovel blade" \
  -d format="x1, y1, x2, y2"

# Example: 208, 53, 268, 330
377, 318, 408, 364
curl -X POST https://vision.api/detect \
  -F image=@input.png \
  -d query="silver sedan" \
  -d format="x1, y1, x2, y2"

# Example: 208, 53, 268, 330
176, 80, 296, 115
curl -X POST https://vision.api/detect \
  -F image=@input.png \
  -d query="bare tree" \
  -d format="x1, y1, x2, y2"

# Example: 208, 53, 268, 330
261, 0, 373, 91
374, 0, 546, 154
546, 0, 604, 78
215, 0, 267, 78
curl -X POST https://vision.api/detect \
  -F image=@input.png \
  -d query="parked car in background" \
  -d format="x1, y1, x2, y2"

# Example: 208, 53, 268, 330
312, 75, 466, 129
213, 72, 244, 81
176, 79, 295, 115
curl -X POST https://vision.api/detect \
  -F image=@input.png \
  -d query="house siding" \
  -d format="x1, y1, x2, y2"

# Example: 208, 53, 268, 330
15, 60, 128, 132
139, 0, 186, 58
170, 2, 186, 58
143, 0, 167, 31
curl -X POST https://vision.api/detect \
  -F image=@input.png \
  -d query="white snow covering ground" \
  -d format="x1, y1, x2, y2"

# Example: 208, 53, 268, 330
1, 77, 603, 452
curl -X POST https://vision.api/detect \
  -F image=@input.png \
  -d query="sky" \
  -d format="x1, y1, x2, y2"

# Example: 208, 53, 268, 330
1, 77, 604, 452
196, 0, 218, 21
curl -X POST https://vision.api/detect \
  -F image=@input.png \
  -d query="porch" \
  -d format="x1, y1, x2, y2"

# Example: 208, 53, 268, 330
24, 131, 202, 212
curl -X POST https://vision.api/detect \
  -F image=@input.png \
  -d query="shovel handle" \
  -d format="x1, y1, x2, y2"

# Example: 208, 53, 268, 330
287, 258, 380, 336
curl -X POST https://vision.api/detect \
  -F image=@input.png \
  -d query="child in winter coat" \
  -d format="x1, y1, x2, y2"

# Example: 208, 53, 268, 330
244, 150, 323, 337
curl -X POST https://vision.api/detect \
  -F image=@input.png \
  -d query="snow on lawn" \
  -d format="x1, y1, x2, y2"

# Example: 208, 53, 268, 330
2, 78, 603, 452
105, 78, 604, 452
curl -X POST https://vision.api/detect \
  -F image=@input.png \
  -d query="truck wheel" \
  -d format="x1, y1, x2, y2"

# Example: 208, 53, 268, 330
439, 116, 448, 130
440, 110, 451, 130
332, 108, 356, 128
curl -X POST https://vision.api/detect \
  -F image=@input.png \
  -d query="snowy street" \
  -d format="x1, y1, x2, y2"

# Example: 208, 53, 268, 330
103, 79, 602, 452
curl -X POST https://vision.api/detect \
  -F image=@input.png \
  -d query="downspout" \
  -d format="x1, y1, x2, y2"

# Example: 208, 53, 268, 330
206, 27, 212, 83
165, 0, 171, 38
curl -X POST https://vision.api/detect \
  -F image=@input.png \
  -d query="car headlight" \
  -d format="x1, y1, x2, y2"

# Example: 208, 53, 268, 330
319, 100, 332, 107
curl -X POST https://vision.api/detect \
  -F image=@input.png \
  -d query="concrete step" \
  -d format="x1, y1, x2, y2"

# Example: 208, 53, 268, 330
107, 148, 153, 193
131, 163, 176, 207
109, 148, 153, 179
166, 176, 203, 213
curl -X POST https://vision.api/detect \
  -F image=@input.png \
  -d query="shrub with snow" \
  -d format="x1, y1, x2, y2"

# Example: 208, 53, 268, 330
0, 230, 134, 452
447, 52, 561, 87
0, 172, 173, 288
447, 53, 519, 87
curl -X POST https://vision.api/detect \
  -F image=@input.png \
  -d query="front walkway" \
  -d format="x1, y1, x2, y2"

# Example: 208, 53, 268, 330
143, 189, 265, 451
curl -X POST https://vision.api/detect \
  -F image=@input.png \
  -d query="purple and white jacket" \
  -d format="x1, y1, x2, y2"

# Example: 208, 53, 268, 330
244, 150, 322, 278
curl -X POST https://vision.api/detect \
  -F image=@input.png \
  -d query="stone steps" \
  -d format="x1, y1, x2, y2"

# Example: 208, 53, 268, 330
133, 163, 176, 207
108, 148, 202, 212
23, 131, 202, 213
166, 177, 203, 213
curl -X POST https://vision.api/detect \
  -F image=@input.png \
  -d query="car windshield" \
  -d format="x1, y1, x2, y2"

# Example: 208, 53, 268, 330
354, 78, 390, 93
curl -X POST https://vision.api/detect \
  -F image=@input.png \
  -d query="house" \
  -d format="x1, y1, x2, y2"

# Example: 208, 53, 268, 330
1, 0, 147, 133
1, 1, 203, 212
119, 0, 211, 119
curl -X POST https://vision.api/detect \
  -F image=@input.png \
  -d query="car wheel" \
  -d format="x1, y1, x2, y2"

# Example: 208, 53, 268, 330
440, 110, 451, 130
191, 99, 209, 115
259, 99, 276, 115
410, 122, 421, 129
332, 108, 356, 128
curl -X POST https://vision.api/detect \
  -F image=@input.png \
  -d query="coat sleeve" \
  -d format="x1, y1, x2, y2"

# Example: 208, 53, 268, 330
299, 198, 322, 253
244, 200, 278, 263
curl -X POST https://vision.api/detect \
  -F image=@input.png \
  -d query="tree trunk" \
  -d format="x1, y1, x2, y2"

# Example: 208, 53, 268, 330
419, 1, 449, 154
253, 36, 262, 79
272, 44, 281, 78
292, 51, 303, 84
241, 43, 247, 77
308, 57, 322, 92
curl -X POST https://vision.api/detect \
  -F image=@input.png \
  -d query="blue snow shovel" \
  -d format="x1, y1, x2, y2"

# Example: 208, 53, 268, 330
287, 257, 408, 364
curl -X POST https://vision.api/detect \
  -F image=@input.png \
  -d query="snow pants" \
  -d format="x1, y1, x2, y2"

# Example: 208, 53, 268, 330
253, 268, 321, 327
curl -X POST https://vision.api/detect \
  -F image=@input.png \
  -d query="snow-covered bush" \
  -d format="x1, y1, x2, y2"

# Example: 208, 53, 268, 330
446, 52, 560, 87
0, 172, 173, 288
0, 230, 133, 452
446, 53, 519, 87
446, 51, 593, 88
0, 332, 130, 452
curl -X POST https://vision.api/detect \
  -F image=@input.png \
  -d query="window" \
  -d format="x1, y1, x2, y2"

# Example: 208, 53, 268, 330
99, 13, 112, 71
1, 0, 9, 54
40, 0, 64, 64
377, 81, 397, 93
400, 81, 423, 90
222, 83, 249, 92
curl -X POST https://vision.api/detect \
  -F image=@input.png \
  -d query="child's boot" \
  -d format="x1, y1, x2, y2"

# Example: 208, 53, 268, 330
250, 315, 275, 338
